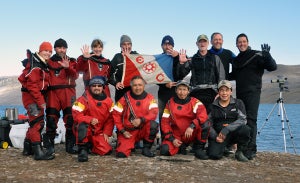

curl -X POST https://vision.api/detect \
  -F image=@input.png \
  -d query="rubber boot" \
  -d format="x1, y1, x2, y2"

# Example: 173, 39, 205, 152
78, 144, 88, 162
178, 143, 188, 155
32, 143, 55, 160
42, 133, 55, 156
194, 142, 209, 160
65, 130, 77, 154
235, 145, 249, 162
141, 140, 155, 157
22, 139, 33, 156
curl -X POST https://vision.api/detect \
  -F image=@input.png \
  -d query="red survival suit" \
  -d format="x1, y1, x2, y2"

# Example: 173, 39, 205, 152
112, 91, 159, 157
72, 90, 114, 155
161, 96, 208, 155
44, 54, 78, 153
18, 50, 49, 143
77, 55, 111, 97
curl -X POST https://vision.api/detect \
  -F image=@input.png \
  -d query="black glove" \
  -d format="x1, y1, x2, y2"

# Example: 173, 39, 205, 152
261, 43, 271, 58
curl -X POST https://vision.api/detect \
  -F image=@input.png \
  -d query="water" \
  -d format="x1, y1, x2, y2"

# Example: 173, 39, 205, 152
1, 104, 299, 154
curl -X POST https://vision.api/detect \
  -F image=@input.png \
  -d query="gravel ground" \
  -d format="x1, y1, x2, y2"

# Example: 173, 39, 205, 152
0, 143, 300, 183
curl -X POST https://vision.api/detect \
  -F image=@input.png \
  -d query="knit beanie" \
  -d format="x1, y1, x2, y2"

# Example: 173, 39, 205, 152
120, 35, 132, 46
161, 35, 174, 47
39, 42, 53, 52
54, 38, 68, 48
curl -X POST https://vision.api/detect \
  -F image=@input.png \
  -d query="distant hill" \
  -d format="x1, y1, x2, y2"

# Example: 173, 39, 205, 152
0, 64, 299, 105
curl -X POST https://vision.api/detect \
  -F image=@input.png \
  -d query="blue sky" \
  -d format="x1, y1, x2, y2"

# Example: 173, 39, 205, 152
1, 0, 299, 76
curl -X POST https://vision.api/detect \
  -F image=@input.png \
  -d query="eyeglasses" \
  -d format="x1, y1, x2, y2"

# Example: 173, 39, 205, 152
91, 84, 103, 87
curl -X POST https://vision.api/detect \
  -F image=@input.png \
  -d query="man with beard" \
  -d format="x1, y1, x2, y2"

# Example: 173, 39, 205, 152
72, 76, 114, 162
43, 38, 78, 157
230, 33, 277, 160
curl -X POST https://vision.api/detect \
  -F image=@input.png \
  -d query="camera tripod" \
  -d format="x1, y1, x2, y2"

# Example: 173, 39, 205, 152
258, 82, 297, 154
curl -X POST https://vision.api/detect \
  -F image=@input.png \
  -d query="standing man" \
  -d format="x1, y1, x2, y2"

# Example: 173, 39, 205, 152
43, 38, 78, 156
207, 80, 250, 162
72, 76, 114, 162
209, 32, 236, 79
77, 39, 111, 97
230, 33, 277, 159
18, 42, 54, 160
157, 35, 188, 124
110, 35, 138, 102
160, 80, 209, 159
112, 76, 159, 158
178, 34, 225, 113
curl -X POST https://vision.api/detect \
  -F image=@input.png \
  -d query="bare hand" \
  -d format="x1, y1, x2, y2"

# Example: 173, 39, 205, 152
179, 49, 190, 64
172, 138, 182, 147
166, 49, 179, 57
58, 56, 70, 68
90, 118, 99, 126
122, 47, 131, 56
165, 82, 177, 88
116, 82, 124, 90
131, 118, 141, 127
103, 133, 109, 142
185, 127, 194, 138
81, 45, 95, 58
123, 131, 132, 139
216, 132, 226, 143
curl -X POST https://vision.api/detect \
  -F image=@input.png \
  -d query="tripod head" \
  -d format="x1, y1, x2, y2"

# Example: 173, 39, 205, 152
271, 76, 288, 92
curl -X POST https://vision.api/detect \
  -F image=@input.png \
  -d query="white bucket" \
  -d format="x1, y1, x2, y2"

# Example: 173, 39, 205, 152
9, 123, 29, 148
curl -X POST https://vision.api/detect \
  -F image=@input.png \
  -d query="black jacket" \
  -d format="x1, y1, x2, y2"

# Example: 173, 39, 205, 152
209, 96, 247, 138
230, 47, 277, 94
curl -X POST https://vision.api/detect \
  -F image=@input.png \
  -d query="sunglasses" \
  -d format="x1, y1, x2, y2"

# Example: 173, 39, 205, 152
91, 84, 103, 87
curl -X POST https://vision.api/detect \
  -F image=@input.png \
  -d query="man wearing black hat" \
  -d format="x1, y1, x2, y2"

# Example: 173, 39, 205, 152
43, 38, 79, 157
72, 76, 114, 162
157, 35, 187, 123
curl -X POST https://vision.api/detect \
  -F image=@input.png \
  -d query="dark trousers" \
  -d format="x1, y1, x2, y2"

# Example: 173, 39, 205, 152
237, 90, 261, 153
207, 125, 250, 159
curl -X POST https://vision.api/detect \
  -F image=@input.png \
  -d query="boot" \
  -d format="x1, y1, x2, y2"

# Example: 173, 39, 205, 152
235, 145, 249, 162
42, 133, 55, 156
178, 143, 188, 155
32, 143, 55, 160
194, 142, 209, 160
78, 144, 88, 162
22, 139, 33, 156
141, 140, 155, 157
65, 130, 77, 154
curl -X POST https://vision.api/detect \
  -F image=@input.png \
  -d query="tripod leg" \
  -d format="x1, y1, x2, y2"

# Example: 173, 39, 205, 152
258, 102, 278, 135
279, 101, 287, 153
281, 103, 297, 154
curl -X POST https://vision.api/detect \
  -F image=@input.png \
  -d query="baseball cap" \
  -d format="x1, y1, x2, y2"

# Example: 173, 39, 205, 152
197, 34, 209, 42
218, 80, 232, 89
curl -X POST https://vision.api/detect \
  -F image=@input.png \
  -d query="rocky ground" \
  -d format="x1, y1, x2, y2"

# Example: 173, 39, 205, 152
0, 143, 300, 183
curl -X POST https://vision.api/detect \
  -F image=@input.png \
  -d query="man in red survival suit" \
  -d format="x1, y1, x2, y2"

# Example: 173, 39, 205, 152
160, 80, 210, 160
43, 38, 79, 157
18, 42, 54, 160
112, 76, 159, 158
72, 76, 114, 162
76, 39, 111, 97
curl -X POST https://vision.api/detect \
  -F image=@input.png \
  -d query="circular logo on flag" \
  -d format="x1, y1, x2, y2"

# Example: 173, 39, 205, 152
143, 62, 156, 74
136, 56, 144, 64
156, 73, 165, 82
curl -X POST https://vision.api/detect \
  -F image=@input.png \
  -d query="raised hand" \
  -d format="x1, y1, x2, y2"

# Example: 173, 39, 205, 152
58, 56, 70, 68
81, 45, 95, 58
179, 49, 190, 64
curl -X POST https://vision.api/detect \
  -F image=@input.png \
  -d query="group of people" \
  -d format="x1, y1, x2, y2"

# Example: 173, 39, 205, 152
18, 32, 277, 163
